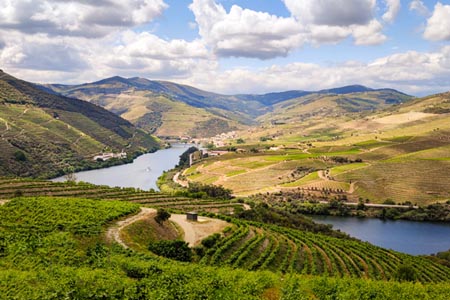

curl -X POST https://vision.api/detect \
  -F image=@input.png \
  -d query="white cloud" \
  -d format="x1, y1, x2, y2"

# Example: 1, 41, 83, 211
352, 20, 387, 45
409, 0, 430, 16
0, 0, 168, 38
382, 0, 401, 23
96, 31, 211, 78
283, 0, 386, 46
182, 46, 450, 96
0, 33, 88, 71
189, 0, 304, 59
423, 3, 450, 41
284, 0, 375, 26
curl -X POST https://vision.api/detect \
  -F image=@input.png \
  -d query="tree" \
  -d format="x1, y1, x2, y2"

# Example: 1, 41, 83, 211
154, 208, 171, 225
395, 263, 417, 282
148, 240, 192, 262
64, 172, 77, 183
13, 151, 27, 162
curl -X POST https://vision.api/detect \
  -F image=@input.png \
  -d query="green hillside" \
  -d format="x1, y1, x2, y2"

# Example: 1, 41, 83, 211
45, 78, 410, 139
0, 186, 449, 299
181, 92, 450, 205
0, 71, 159, 178
260, 90, 412, 124
46, 77, 248, 138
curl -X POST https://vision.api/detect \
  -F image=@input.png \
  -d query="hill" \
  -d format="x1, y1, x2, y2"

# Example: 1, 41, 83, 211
259, 89, 411, 124
45, 76, 253, 137
44, 77, 410, 138
179, 92, 450, 205
0, 71, 160, 178
0, 192, 449, 299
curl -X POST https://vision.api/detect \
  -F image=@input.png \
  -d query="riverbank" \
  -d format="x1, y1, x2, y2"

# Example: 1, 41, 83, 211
51, 144, 192, 191
47, 146, 159, 180
248, 192, 450, 223
311, 215, 450, 255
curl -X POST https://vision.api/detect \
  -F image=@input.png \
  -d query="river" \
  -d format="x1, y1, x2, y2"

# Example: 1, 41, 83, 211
52, 145, 450, 255
52, 143, 194, 191
312, 215, 450, 255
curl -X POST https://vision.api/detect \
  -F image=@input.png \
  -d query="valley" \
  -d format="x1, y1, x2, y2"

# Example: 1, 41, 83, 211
1, 72, 449, 299
2, 1, 450, 298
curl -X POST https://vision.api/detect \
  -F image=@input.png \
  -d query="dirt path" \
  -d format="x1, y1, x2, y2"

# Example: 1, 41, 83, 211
107, 207, 229, 248
173, 171, 189, 187
0, 200, 9, 205
169, 214, 229, 247
106, 207, 156, 248
318, 170, 329, 180
242, 203, 251, 211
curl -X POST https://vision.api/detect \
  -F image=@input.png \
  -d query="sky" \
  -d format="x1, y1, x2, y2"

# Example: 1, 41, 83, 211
0, 0, 449, 96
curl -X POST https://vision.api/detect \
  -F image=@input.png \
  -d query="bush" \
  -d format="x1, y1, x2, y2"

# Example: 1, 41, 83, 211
154, 209, 171, 225
395, 263, 417, 282
13, 151, 27, 161
201, 233, 221, 248
148, 240, 192, 262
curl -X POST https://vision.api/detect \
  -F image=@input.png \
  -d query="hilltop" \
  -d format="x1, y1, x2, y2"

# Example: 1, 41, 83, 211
44, 77, 410, 138
0, 71, 159, 178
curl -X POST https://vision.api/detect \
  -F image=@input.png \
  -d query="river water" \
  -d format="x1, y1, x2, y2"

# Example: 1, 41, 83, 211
52, 145, 450, 255
312, 215, 450, 255
52, 143, 194, 191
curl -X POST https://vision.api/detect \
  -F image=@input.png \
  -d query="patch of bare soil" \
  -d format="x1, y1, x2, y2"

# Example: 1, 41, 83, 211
169, 214, 229, 247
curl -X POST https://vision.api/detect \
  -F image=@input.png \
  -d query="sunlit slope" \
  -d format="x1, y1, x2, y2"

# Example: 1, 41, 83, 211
67, 90, 242, 138
46, 77, 249, 137
0, 71, 159, 178
184, 93, 450, 204
1, 195, 450, 298
259, 90, 411, 124
47, 78, 410, 138
1, 191, 449, 283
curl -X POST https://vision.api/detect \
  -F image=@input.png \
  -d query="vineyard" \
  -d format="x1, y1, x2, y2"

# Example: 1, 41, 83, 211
1, 177, 450, 283
0, 178, 243, 213
0, 187, 450, 298
199, 220, 450, 282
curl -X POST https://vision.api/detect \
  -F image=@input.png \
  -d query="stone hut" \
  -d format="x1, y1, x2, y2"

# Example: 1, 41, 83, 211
186, 211, 198, 221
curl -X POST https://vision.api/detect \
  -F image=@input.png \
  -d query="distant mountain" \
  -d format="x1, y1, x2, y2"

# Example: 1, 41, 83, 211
259, 88, 412, 124
43, 76, 412, 137
0, 71, 159, 178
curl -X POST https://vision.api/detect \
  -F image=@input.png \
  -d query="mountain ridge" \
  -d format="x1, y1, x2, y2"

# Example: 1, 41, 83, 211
0, 70, 160, 178
43, 75, 412, 137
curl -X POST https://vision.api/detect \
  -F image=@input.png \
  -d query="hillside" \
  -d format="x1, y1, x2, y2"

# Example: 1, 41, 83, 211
181, 92, 450, 205
0, 71, 160, 178
0, 182, 449, 299
45, 77, 253, 137
259, 89, 411, 124
45, 77, 410, 138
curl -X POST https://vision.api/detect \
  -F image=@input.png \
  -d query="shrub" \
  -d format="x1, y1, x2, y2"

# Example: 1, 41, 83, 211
13, 151, 27, 161
395, 263, 417, 282
154, 209, 171, 225
201, 233, 221, 248
148, 240, 192, 262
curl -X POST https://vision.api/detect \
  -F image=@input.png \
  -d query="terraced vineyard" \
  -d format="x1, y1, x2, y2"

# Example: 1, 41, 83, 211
200, 220, 450, 282
0, 177, 243, 213
1, 177, 449, 283
2, 195, 450, 299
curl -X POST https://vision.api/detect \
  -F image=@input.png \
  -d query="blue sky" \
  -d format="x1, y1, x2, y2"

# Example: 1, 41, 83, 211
0, 0, 449, 95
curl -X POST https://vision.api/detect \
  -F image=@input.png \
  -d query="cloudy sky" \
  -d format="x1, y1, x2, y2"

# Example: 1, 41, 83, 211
0, 0, 449, 95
